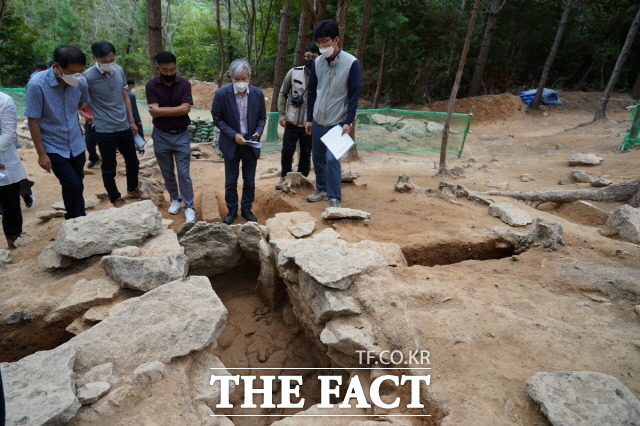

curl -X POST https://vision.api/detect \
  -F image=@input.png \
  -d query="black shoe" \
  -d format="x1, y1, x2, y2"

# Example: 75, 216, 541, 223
223, 210, 237, 225
241, 208, 257, 222
87, 158, 101, 169
22, 194, 34, 208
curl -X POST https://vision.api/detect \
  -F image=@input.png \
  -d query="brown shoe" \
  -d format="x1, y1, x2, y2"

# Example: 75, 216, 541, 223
112, 198, 127, 208
127, 189, 150, 200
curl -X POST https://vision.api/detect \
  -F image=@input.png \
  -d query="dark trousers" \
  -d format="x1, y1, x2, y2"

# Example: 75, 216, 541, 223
84, 122, 100, 162
49, 152, 86, 219
224, 144, 257, 211
281, 123, 312, 177
0, 182, 23, 239
18, 179, 34, 196
96, 129, 140, 202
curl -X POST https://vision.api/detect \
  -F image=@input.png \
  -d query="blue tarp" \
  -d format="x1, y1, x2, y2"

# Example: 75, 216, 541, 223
517, 88, 563, 108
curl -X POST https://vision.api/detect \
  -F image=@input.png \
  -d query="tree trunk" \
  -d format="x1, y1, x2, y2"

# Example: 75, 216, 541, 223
316, 0, 328, 24
335, 0, 350, 48
468, 0, 506, 97
227, 0, 233, 67
447, 0, 469, 79
271, 4, 292, 112
483, 179, 640, 208
294, 7, 310, 66
124, 0, 138, 56
593, 7, 640, 121
355, 0, 372, 65
373, 40, 386, 108
0, 0, 7, 29
215, 0, 226, 88
437, 0, 481, 176
531, 0, 573, 109
147, 0, 163, 73
631, 70, 640, 101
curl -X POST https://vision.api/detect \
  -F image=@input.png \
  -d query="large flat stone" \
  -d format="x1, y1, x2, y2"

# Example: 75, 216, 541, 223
178, 222, 242, 276
278, 240, 386, 289
298, 270, 361, 324
53, 200, 162, 259
69, 276, 228, 374
606, 204, 640, 243
526, 371, 640, 426
38, 242, 73, 269
100, 252, 190, 292
53, 277, 121, 318
568, 153, 603, 166
3, 345, 80, 425
266, 211, 316, 240
489, 202, 533, 227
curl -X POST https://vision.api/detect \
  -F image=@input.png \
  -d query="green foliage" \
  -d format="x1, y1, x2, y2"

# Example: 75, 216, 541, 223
4, 0, 639, 106
0, 14, 47, 86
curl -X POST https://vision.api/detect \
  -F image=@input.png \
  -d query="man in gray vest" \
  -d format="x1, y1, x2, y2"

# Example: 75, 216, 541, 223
305, 20, 361, 208
275, 42, 320, 190
84, 40, 148, 208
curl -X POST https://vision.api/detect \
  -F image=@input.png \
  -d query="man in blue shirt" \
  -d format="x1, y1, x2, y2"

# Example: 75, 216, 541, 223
25, 46, 89, 219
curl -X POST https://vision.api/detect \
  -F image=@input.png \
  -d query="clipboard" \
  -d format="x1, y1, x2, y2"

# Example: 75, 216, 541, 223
320, 125, 354, 159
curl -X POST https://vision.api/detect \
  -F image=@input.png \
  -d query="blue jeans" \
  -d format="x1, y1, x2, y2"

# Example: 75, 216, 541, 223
311, 121, 342, 201
152, 128, 194, 209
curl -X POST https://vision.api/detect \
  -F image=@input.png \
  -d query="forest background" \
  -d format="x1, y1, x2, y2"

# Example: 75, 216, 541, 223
0, 0, 639, 108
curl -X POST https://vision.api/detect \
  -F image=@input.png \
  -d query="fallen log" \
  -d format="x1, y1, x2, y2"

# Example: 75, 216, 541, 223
482, 179, 640, 208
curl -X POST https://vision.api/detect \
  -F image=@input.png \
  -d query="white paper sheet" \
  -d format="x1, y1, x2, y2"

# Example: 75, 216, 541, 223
245, 140, 263, 148
133, 134, 146, 151
320, 125, 355, 159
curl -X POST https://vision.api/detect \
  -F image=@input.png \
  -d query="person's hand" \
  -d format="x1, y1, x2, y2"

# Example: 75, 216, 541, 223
234, 133, 247, 145
130, 122, 138, 135
148, 105, 159, 117
278, 116, 287, 127
38, 153, 52, 173
342, 123, 351, 135
252, 132, 260, 140
305, 121, 312, 135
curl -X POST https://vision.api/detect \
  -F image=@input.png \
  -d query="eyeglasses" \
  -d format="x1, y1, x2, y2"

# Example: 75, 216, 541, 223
315, 38, 334, 48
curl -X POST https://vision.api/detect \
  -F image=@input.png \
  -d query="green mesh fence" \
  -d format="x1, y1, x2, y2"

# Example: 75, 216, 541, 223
622, 102, 640, 150
262, 108, 473, 156
3, 88, 472, 156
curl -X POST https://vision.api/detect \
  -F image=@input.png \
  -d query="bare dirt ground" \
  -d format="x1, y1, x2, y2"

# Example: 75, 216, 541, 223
2, 90, 639, 425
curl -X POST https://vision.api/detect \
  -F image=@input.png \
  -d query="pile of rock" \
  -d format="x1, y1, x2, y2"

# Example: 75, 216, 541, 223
188, 118, 218, 143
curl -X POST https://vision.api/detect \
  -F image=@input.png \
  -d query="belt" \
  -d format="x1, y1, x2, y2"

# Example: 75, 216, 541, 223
158, 127, 188, 135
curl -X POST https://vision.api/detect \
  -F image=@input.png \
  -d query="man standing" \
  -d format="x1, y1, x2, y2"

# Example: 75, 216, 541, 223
126, 78, 145, 141
84, 40, 147, 208
275, 42, 320, 190
305, 20, 361, 208
145, 51, 196, 223
212, 59, 266, 225
0, 92, 28, 248
25, 46, 89, 219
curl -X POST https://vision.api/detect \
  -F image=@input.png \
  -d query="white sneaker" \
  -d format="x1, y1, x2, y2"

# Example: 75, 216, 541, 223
168, 200, 182, 215
185, 208, 196, 223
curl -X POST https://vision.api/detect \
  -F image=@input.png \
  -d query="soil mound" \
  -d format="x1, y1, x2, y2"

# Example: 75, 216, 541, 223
425, 93, 526, 123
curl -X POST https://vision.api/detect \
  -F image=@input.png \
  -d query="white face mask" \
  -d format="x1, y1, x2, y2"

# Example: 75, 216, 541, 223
96, 60, 116, 74
233, 81, 249, 92
319, 46, 334, 58
61, 73, 83, 86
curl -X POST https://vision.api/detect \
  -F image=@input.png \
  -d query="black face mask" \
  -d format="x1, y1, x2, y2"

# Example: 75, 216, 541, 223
161, 74, 176, 82
305, 60, 314, 69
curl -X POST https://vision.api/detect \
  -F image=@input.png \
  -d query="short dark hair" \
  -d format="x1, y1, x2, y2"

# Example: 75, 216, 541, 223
155, 51, 177, 66
127, 78, 135, 86
313, 20, 339, 40
304, 42, 320, 54
53, 46, 86, 69
91, 41, 116, 58
35, 62, 47, 71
